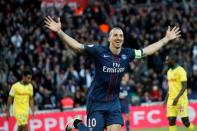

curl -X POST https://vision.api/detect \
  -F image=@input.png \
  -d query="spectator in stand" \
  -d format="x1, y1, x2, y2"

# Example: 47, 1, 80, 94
74, 89, 87, 108
41, 88, 56, 109
10, 31, 23, 48
61, 95, 74, 110
150, 85, 162, 102
141, 92, 152, 103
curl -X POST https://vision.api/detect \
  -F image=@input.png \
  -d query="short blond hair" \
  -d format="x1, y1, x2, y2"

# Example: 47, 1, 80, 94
109, 27, 123, 38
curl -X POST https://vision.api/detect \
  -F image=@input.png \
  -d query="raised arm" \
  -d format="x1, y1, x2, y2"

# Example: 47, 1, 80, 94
142, 26, 181, 57
44, 16, 84, 53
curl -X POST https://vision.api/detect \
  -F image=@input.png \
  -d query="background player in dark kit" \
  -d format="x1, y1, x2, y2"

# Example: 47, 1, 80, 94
119, 73, 131, 131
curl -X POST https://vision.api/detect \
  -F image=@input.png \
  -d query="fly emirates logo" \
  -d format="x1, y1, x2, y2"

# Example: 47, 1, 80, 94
103, 62, 125, 73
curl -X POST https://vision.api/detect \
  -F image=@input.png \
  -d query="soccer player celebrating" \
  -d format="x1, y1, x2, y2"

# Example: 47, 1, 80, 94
119, 73, 131, 131
163, 52, 195, 131
6, 70, 34, 131
44, 16, 181, 131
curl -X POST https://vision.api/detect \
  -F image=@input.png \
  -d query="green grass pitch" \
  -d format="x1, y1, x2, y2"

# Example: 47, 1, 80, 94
133, 126, 196, 131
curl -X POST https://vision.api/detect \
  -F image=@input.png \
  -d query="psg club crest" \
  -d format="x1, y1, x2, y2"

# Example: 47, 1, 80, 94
121, 54, 127, 60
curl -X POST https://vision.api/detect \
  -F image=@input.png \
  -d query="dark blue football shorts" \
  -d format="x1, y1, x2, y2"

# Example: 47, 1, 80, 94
86, 99, 123, 131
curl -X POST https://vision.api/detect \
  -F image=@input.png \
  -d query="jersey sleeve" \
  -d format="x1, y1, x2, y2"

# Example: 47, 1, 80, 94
84, 44, 99, 57
178, 68, 187, 82
9, 84, 16, 97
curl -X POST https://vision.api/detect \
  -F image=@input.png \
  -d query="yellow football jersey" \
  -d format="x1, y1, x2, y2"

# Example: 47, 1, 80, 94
9, 82, 33, 114
167, 65, 188, 104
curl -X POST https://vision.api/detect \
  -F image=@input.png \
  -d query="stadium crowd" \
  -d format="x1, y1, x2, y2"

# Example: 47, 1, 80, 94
0, 0, 197, 113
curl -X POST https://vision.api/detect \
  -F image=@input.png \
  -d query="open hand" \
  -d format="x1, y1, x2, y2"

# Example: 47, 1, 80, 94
44, 16, 61, 33
165, 26, 181, 41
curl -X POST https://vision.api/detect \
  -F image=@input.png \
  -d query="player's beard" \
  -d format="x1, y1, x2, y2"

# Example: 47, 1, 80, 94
168, 63, 174, 68
114, 41, 123, 49
115, 46, 121, 49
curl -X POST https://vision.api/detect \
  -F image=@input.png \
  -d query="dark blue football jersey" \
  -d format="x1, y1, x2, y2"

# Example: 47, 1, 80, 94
119, 84, 130, 106
84, 45, 138, 102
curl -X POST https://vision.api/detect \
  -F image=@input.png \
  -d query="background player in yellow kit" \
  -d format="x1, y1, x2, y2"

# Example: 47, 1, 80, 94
163, 52, 195, 131
6, 69, 34, 131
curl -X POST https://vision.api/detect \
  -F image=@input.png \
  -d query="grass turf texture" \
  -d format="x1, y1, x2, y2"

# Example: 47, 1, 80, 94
133, 126, 196, 131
